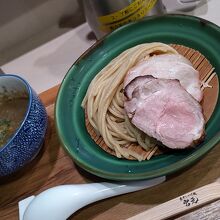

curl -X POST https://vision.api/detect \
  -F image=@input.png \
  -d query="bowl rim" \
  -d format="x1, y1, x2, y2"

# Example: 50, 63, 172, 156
0, 74, 32, 152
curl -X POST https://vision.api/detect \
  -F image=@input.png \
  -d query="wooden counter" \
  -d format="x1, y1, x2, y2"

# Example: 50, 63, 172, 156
0, 85, 220, 220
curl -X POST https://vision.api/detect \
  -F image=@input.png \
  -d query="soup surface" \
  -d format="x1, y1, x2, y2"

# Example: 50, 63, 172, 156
0, 97, 28, 147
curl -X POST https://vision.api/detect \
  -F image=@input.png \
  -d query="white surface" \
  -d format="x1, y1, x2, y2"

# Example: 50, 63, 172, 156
2, 22, 95, 93
20, 177, 165, 220
2, 0, 220, 94
0, 0, 80, 53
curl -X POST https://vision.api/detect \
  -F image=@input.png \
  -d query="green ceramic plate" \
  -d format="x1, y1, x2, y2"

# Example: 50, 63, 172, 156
55, 15, 220, 180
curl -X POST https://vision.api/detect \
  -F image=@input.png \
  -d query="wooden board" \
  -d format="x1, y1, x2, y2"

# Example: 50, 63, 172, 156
0, 55, 219, 219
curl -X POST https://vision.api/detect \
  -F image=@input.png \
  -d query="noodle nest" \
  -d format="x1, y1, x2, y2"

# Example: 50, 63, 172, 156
82, 43, 178, 161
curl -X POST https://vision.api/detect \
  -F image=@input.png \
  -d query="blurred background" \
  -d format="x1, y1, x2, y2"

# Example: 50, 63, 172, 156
0, 0, 85, 66
0, 0, 218, 94
0, 0, 212, 66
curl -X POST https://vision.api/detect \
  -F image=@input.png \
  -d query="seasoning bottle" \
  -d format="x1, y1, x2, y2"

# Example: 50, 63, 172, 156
82, 0, 165, 39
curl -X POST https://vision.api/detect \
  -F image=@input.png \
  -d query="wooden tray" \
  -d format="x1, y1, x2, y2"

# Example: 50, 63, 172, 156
0, 84, 220, 220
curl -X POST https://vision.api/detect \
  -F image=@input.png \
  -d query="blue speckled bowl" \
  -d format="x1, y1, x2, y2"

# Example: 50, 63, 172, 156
0, 74, 48, 176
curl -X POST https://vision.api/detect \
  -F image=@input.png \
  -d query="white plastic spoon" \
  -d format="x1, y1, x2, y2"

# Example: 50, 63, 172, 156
19, 176, 165, 220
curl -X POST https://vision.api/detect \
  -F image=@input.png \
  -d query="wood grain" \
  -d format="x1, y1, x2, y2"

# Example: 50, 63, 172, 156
0, 48, 219, 220
128, 182, 220, 219
39, 84, 60, 106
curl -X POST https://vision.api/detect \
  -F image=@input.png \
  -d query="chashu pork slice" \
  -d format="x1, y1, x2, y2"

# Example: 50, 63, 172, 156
124, 54, 202, 102
124, 76, 205, 149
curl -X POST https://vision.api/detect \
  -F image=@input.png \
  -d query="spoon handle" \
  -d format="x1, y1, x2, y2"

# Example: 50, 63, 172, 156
95, 176, 166, 200
128, 182, 220, 220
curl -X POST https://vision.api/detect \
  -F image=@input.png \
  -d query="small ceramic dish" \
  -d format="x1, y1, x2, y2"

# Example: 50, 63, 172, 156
0, 74, 47, 176
55, 15, 220, 180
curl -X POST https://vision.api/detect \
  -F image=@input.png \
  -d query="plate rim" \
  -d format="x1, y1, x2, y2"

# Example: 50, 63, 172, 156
55, 14, 220, 180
